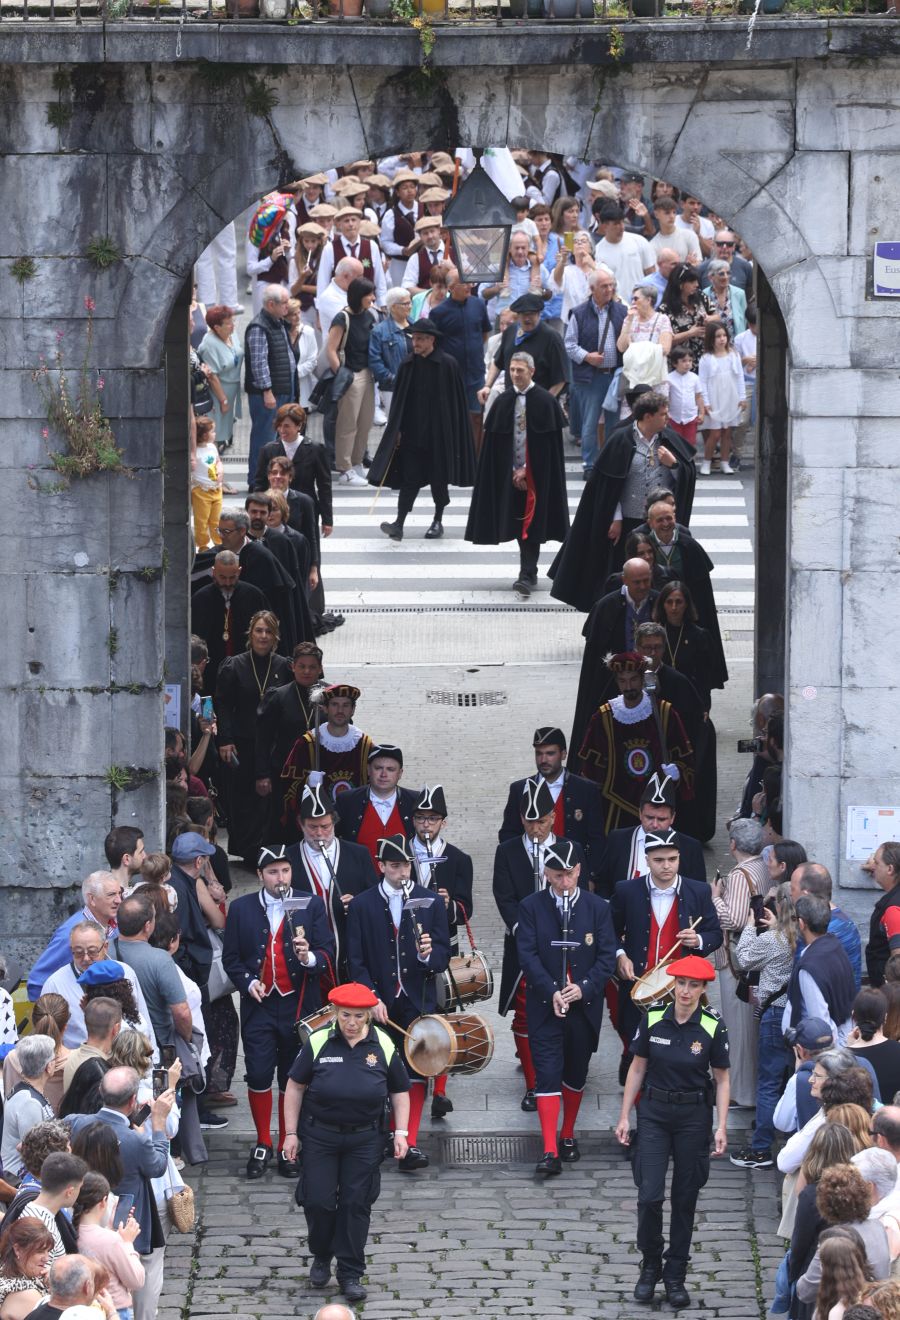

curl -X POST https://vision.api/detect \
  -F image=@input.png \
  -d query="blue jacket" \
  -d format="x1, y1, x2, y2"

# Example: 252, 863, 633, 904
566, 297, 627, 386
368, 318, 411, 390
28, 907, 114, 1002
430, 294, 491, 391
610, 874, 722, 976
222, 889, 336, 1016
516, 887, 617, 1035
598, 826, 707, 900
498, 772, 605, 884
284, 839, 377, 978
68, 1109, 168, 1254
346, 880, 451, 1019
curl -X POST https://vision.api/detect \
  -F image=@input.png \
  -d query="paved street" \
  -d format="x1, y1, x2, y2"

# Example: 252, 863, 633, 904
174, 422, 784, 1320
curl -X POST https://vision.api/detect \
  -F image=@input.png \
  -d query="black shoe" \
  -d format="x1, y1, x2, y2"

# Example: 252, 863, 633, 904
521, 1089, 537, 1112
199, 1110, 229, 1130
277, 1150, 301, 1178
633, 1262, 661, 1303
559, 1137, 580, 1163
431, 1093, 454, 1118
730, 1144, 773, 1169
535, 1152, 562, 1177
320, 611, 345, 628
513, 577, 531, 597
664, 1279, 690, 1310
362, 452, 372, 469
398, 1146, 429, 1171
582, 467, 591, 481
308, 1257, 330, 1287
341, 1279, 367, 1304
246, 1144, 273, 1179
424, 520, 444, 539
380, 520, 403, 541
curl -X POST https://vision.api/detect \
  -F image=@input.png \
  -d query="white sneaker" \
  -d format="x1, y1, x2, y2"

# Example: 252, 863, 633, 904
339, 469, 368, 486
373, 408, 387, 426
720, 460, 734, 474
699, 459, 711, 476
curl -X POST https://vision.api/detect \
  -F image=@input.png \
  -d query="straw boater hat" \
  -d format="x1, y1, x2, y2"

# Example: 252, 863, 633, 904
296, 222, 327, 239
429, 151, 456, 172
289, 172, 328, 190
347, 160, 374, 173
416, 171, 442, 188
332, 176, 363, 195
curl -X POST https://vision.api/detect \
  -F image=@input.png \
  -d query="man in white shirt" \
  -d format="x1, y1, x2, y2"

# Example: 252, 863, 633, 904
379, 170, 422, 286
316, 208, 387, 306
42, 919, 153, 1049
401, 216, 447, 293
316, 256, 363, 335
593, 204, 656, 300
649, 196, 702, 265
676, 195, 715, 258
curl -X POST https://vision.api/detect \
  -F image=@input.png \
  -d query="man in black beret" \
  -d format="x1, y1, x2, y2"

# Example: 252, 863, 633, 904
478, 292, 568, 400
368, 319, 475, 542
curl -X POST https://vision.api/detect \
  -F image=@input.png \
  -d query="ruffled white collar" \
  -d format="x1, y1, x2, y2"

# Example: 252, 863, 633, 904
609, 693, 652, 724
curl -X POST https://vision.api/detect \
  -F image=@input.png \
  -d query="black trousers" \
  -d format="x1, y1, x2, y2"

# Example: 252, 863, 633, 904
300, 1118, 383, 1281
397, 480, 449, 521
516, 535, 541, 580
529, 1003, 598, 1094
240, 992, 301, 1092
632, 1095, 712, 1278
223, 737, 268, 863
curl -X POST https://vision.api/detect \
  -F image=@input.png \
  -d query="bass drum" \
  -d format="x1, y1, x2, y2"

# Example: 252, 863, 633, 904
435, 950, 494, 1011
295, 1004, 337, 1046
403, 1013, 494, 1079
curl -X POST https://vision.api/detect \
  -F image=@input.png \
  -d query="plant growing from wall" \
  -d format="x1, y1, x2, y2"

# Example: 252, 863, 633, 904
85, 236, 122, 270
391, 0, 436, 68
11, 257, 37, 284
30, 297, 130, 486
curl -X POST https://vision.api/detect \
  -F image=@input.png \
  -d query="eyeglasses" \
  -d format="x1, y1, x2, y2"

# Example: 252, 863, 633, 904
716, 241, 736, 248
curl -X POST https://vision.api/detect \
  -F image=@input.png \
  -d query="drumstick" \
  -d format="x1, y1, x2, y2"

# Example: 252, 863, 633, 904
385, 1018, 414, 1041
659, 915, 702, 965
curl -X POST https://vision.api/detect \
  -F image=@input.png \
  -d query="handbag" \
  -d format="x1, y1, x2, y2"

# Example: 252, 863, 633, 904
190, 356, 214, 417
313, 308, 350, 381
725, 865, 761, 1005
329, 364, 354, 403
167, 1185, 195, 1233
174, 1028, 207, 1095
205, 930, 235, 1002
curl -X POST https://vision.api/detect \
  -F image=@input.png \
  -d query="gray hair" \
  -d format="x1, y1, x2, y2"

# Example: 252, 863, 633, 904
816, 1047, 859, 1080
588, 266, 616, 290
707, 259, 730, 279
510, 352, 535, 370
634, 282, 659, 307
796, 893, 831, 936
635, 622, 665, 643
69, 919, 105, 944
99, 1065, 141, 1110
852, 1147, 899, 1202
729, 818, 765, 857
17, 1033, 57, 1080
81, 870, 115, 903
48, 1256, 95, 1304
219, 510, 250, 533
262, 284, 289, 308
214, 549, 240, 567
385, 287, 411, 309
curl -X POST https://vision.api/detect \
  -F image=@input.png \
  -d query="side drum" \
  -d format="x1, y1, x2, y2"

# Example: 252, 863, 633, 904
295, 1004, 337, 1046
436, 950, 494, 1011
404, 1013, 494, 1078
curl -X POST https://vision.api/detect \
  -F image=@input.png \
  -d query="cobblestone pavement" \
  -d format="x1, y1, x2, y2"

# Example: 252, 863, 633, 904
160, 1130, 783, 1320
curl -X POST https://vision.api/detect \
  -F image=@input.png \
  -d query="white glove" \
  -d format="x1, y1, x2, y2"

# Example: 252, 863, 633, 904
661, 763, 680, 781
307, 770, 325, 787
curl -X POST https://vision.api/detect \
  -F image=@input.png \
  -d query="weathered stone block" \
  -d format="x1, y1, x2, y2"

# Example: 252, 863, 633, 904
797, 61, 900, 152
856, 417, 900, 468
848, 152, 900, 257
791, 416, 857, 471
768, 262, 851, 370
844, 467, 900, 573
109, 470, 164, 571
110, 574, 164, 689
787, 569, 843, 688
12, 690, 110, 777
24, 571, 112, 690
789, 467, 846, 572
0, 471, 111, 572
0, 156, 107, 258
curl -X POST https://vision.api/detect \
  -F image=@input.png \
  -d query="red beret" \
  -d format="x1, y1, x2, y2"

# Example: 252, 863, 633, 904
667, 955, 716, 982
328, 982, 379, 1009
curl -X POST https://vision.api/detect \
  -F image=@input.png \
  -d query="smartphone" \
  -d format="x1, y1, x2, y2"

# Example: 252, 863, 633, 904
131, 1103, 151, 1128
201, 697, 214, 722
160, 1045, 176, 1068
152, 1066, 168, 1099
112, 1194, 135, 1230
749, 892, 767, 935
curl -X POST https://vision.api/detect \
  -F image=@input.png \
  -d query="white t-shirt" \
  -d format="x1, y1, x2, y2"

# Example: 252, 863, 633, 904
667, 368, 701, 423
676, 212, 715, 241
191, 441, 221, 492
650, 227, 702, 264
593, 232, 656, 299
734, 328, 757, 380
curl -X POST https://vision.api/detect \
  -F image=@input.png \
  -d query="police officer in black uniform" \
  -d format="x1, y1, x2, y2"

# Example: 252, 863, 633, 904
283, 981, 410, 1306
615, 953, 730, 1311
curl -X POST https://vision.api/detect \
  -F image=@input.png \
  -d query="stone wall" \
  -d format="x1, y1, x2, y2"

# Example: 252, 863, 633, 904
2, 35, 898, 946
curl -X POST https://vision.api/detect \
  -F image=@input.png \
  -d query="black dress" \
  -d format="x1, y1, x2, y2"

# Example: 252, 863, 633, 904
663, 620, 717, 712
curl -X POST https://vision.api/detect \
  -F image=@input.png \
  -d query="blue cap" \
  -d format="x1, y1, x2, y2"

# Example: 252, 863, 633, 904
171, 831, 216, 861
78, 959, 125, 987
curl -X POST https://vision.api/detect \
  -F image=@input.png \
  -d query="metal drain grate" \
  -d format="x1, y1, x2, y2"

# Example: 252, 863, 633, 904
439, 1134, 543, 1166
426, 690, 508, 707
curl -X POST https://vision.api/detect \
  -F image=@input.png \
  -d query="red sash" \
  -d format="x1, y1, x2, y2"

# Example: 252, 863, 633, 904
357, 800, 404, 862
647, 900, 681, 972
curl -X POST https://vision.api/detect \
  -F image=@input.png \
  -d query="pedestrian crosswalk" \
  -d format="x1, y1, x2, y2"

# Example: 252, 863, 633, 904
220, 448, 755, 619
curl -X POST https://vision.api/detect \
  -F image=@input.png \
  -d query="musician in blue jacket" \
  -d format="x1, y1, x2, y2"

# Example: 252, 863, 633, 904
597, 772, 707, 899
610, 829, 722, 1080
222, 844, 336, 1181
517, 838, 617, 1176
493, 779, 588, 1113
285, 783, 377, 984
346, 833, 451, 1172
498, 726, 606, 888
408, 784, 475, 1119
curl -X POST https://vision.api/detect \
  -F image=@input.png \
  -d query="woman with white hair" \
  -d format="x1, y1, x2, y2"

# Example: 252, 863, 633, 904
368, 287, 412, 419
0, 1036, 57, 1179
550, 231, 600, 324
852, 1146, 900, 1266
702, 258, 747, 339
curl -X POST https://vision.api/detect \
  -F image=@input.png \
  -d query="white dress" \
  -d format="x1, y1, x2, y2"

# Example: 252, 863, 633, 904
698, 350, 746, 428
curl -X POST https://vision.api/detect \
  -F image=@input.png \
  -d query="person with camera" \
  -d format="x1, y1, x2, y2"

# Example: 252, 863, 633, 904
282, 982, 410, 1306
730, 881, 798, 1170
222, 845, 335, 1182
709, 818, 769, 1110
615, 954, 730, 1311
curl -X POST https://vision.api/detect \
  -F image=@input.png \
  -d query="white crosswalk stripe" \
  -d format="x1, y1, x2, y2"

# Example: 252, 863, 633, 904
220, 454, 755, 619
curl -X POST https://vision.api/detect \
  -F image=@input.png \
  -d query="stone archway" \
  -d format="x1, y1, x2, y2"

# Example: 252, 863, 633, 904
3, 49, 888, 949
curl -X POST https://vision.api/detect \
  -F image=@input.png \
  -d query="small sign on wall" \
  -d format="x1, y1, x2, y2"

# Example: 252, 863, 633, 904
873, 243, 900, 297
847, 806, 900, 861
164, 684, 182, 730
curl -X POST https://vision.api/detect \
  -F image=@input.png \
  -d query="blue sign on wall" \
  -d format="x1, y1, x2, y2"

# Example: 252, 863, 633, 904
873, 242, 900, 297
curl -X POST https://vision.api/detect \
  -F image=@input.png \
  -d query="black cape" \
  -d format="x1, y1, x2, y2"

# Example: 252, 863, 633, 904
569, 587, 660, 756
548, 421, 697, 612
191, 580, 268, 693
367, 345, 475, 491
641, 531, 728, 692
465, 385, 569, 545
492, 322, 568, 393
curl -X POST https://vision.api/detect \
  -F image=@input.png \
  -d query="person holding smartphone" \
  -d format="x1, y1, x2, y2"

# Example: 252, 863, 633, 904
74, 1172, 145, 1320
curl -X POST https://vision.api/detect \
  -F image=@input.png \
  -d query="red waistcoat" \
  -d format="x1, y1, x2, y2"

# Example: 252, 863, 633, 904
357, 800, 405, 863
332, 235, 373, 273
259, 919, 294, 996
647, 899, 681, 972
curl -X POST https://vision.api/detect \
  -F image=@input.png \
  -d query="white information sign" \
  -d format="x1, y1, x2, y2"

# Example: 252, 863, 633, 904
847, 805, 900, 861
873, 242, 900, 298
163, 683, 182, 730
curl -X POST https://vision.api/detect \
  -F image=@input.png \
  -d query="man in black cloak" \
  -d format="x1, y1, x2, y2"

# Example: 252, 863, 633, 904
368, 318, 475, 542
549, 391, 696, 612
465, 352, 569, 597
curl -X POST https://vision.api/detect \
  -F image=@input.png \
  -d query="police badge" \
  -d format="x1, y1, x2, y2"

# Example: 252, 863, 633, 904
585, 932, 594, 946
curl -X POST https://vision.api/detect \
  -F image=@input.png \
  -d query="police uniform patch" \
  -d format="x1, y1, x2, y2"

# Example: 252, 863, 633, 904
690, 1040, 703, 1055
574, 808, 583, 821
365, 1052, 378, 1067
585, 932, 594, 945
